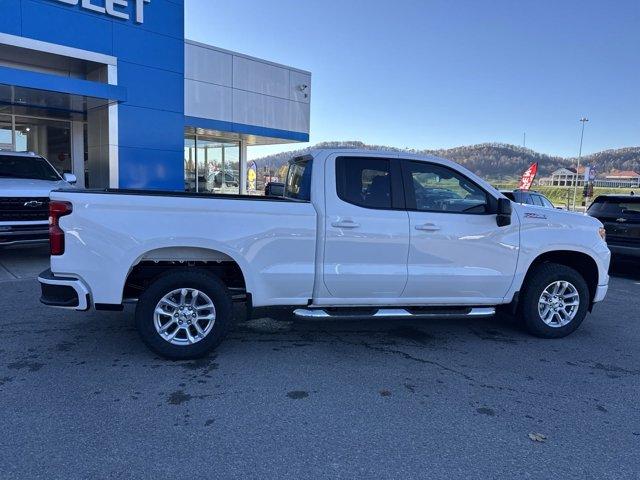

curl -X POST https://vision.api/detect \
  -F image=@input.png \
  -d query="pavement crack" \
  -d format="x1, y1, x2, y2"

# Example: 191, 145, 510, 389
321, 330, 474, 381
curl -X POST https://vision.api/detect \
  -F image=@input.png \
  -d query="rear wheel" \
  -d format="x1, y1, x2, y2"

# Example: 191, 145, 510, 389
135, 269, 232, 359
519, 263, 590, 338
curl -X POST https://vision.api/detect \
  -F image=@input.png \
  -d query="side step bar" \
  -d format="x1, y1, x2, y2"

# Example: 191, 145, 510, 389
293, 307, 495, 320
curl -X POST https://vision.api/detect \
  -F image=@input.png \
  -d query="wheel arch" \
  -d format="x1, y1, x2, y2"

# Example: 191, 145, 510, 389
523, 250, 599, 307
122, 245, 252, 301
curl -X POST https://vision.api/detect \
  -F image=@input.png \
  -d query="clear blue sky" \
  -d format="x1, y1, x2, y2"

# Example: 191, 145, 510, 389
186, 0, 639, 159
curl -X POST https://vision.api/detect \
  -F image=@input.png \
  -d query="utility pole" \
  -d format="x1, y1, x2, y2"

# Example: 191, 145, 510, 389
523, 132, 526, 148
572, 117, 589, 210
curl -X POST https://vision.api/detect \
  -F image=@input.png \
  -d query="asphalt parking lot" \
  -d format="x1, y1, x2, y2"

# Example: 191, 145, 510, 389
1, 247, 639, 479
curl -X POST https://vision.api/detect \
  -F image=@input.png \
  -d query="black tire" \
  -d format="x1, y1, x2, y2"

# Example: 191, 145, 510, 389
135, 269, 232, 360
519, 263, 590, 338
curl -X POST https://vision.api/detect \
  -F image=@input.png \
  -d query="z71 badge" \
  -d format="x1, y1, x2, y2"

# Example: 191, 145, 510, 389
524, 212, 547, 220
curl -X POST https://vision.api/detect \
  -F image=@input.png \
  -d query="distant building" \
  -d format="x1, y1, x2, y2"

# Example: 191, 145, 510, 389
602, 170, 640, 188
544, 167, 587, 187
540, 167, 640, 188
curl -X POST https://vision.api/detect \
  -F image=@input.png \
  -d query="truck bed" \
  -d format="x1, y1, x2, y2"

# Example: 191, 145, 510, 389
49, 188, 318, 308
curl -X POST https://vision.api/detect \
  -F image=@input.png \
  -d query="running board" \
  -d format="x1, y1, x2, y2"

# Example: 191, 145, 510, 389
293, 307, 495, 320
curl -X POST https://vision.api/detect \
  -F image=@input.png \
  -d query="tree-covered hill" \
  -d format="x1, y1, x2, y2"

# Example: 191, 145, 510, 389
253, 141, 640, 180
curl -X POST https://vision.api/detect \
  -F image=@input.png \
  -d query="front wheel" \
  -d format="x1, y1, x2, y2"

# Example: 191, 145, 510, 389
519, 263, 590, 338
135, 269, 233, 360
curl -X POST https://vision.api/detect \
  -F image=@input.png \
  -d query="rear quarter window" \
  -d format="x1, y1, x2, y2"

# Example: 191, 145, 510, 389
284, 157, 313, 201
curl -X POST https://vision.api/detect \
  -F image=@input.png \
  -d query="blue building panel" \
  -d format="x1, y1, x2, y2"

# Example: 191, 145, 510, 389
21, 0, 115, 55
112, 23, 184, 74
118, 105, 184, 152
117, 62, 183, 112
185, 116, 310, 143
133, 0, 184, 39
0, 0, 23, 36
0, 65, 127, 101
118, 146, 184, 190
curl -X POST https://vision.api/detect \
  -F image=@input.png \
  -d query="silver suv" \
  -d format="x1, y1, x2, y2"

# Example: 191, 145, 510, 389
500, 189, 556, 209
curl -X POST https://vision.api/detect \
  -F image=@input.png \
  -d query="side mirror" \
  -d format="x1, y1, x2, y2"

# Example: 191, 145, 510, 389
265, 182, 285, 197
496, 198, 512, 227
63, 173, 77, 185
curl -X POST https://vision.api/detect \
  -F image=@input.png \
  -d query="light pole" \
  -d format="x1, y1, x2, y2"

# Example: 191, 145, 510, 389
572, 117, 589, 210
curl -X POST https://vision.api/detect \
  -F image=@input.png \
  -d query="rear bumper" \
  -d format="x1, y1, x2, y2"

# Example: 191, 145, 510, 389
0, 224, 48, 246
38, 269, 90, 311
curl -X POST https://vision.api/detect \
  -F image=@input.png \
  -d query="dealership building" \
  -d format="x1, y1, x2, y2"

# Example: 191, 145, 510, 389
0, 0, 311, 192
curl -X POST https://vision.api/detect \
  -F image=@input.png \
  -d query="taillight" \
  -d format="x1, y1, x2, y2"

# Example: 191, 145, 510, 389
49, 201, 72, 256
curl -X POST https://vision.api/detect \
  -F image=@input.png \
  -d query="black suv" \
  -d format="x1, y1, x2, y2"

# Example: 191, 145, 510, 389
587, 195, 640, 258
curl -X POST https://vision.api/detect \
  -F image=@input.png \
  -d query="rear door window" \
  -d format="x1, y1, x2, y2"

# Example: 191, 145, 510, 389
336, 157, 393, 209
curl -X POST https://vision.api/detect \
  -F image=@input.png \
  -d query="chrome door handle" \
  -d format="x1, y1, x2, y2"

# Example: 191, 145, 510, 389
331, 220, 360, 229
415, 223, 440, 231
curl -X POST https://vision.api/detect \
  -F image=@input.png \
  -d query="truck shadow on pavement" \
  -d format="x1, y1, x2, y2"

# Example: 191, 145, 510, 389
3, 301, 530, 379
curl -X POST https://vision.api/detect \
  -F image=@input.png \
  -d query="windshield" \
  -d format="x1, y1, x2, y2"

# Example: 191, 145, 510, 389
0, 154, 61, 181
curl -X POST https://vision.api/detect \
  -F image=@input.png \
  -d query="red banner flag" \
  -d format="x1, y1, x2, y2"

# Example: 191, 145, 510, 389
518, 162, 538, 190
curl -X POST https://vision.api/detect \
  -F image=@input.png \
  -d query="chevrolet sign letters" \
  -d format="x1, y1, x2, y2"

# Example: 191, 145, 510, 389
54, 0, 151, 24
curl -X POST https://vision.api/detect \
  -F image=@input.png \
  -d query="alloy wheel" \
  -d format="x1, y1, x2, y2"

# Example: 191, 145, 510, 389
153, 288, 216, 345
537, 281, 580, 328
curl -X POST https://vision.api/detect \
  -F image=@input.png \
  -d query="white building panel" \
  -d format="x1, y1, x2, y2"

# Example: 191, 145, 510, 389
184, 79, 232, 122
233, 89, 291, 132
289, 101, 311, 134
184, 40, 311, 137
289, 70, 311, 104
185, 42, 232, 87
232, 55, 290, 99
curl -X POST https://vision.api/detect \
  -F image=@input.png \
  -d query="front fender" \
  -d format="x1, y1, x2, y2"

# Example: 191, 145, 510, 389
504, 206, 610, 302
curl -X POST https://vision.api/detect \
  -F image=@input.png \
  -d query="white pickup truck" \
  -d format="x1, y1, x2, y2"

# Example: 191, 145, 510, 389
39, 149, 610, 359
1, 151, 76, 246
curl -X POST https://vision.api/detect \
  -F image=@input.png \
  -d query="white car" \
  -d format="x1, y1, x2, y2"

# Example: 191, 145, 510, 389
38, 149, 610, 359
0, 151, 76, 247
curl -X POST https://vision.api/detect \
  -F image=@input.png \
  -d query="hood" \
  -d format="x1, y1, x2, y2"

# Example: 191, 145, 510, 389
0, 178, 70, 197
512, 202, 603, 228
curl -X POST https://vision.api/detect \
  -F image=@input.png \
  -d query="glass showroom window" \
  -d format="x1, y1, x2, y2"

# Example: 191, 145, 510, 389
14, 117, 73, 174
184, 135, 240, 194
0, 114, 12, 150
184, 135, 197, 192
